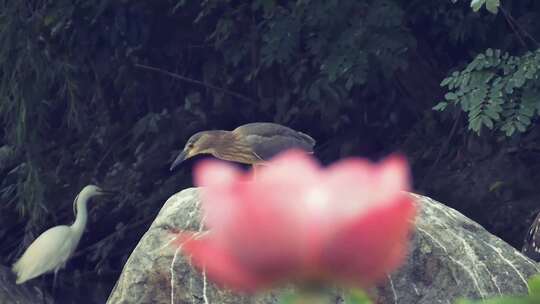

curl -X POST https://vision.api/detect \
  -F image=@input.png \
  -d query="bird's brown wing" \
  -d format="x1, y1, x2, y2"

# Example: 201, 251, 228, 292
234, 122, 316, 147
242, 134, 315, 161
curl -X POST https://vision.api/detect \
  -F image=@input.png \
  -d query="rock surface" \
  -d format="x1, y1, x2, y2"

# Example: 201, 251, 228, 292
0, 265, 52, 304
107, 188, 540, 304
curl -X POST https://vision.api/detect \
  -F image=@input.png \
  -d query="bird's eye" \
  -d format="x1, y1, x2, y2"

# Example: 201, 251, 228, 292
187, 143, 194, 149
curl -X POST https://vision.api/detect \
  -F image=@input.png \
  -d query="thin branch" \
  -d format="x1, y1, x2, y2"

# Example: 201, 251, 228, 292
95, 131, 131, 173
501, 7, 540, 47
500, 8, 528, 49
134, 63, 256, 104
420, 110, 462, 189
500, 7, 539, 49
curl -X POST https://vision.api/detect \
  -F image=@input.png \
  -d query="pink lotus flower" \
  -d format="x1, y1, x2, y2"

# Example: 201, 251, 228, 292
175, 150, 415, 292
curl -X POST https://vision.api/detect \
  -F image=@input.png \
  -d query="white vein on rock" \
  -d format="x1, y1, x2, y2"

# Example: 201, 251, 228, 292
448, 256, 486, 299
482, 241, 528, 288
387, 274, 398, 304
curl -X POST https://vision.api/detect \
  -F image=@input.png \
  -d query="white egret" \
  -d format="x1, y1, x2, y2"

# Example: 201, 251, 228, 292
12, 184, 113, 285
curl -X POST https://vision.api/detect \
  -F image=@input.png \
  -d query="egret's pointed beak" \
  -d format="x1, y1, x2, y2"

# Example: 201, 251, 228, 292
170, 150, 188, 171
98, 189, 117, 196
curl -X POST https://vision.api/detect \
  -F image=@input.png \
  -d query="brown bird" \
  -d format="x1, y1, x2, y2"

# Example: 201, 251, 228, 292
170, 122, 316, 171
522, 211, 540, 261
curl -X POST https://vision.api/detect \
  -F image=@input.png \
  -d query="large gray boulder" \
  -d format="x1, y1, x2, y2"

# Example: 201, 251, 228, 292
107, 188, 540, 304
0, 265, 52, 304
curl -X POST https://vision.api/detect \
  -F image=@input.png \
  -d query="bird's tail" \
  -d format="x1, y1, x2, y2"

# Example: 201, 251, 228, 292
298, 131, 316, 148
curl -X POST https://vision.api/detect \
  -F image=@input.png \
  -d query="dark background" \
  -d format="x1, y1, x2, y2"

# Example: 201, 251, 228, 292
1, 0, 540, 303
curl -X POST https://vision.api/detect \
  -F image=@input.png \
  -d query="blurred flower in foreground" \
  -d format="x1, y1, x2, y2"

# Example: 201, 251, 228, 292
175, 150, 416, 292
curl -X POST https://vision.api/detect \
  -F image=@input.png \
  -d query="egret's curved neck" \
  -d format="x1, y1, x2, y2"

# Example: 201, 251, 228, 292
71, 194, 89, 235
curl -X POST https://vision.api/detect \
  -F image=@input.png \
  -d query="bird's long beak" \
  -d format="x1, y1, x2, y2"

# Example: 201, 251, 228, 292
170, 150, 188, 171
98, 189, 117, 196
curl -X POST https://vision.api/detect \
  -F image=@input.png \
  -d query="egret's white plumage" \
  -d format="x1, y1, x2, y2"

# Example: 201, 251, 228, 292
12, 185, 108, 284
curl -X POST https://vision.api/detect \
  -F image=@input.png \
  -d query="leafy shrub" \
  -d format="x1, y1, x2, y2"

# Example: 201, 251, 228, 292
435, 0, 540, 137
435, 48, 540, 136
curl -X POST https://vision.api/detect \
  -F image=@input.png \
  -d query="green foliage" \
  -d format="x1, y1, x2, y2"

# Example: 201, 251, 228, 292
529, 275, 540, 297
0, 0, 172, 267
0, 1, 77, 226
0, 0, 420, 278
0, 0, 536, 298
180, 0, 415, 129
434, 0, 540, 138
345, 289, 373, 304
278, 288, 372, 304
470, 0, 501, 14
435, 48, 540, 136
